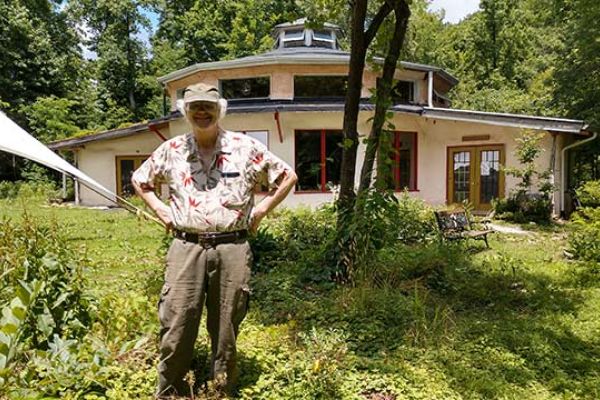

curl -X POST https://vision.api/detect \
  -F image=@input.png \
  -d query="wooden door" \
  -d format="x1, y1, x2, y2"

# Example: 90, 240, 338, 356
447, 145, 505, 211
116, 156, 148, 197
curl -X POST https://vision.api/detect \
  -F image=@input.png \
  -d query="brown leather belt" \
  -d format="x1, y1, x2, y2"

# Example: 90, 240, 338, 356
173, 229, 248, 247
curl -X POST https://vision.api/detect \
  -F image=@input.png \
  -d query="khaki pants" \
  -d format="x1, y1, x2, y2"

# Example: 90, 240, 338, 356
156, 238, 252, 397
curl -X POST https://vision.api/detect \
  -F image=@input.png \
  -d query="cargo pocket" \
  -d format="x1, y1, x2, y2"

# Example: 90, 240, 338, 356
233, 284, 251, 328
157, 284, 171, 328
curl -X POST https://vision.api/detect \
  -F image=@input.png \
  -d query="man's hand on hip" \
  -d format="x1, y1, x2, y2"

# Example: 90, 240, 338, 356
250, 207, 267, 234
154, 204, 174, 231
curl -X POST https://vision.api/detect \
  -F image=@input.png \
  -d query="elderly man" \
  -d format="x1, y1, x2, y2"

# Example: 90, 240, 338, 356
131, 83, 297, 397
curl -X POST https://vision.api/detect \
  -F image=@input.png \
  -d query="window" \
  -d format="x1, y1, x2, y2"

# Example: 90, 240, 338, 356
312, 29, 335, 49
241, 130, 269, 148
376, 79, 415, 104
282, 29, 306, 48
116, 156, 150, 197
295, 130, 343, 192
294, 76, 348, 98
241, 131, 269, 192
387, 132, 417, 191
220, 77, 270, 99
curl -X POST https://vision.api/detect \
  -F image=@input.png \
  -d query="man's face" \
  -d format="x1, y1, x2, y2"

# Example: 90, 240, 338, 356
186, 101, 219, 129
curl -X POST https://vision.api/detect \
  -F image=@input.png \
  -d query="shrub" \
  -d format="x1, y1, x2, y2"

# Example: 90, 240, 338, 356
0, 180, 61, 202
493, 193, 553, 223
568, 207, 600, 262
0, 215, 95, 349
576, 180, 600, 208
494, 130, 554, 223
250, 205, 337, 279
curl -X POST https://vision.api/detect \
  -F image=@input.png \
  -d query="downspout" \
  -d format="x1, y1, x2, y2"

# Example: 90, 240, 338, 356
561, 130, 598, 215
427, 71, 434, 107
549, 132, 557, 213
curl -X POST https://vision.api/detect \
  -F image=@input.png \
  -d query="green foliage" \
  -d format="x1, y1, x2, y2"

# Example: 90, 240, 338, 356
0, 181, 60, 202
19, 96, 80, 143
554, 0, 600, 130
0, 215, 95, 349
338, 190, 436, 283
154, 0, 302, 64
1, 196, 600, 398
0, 280, 42, 388
568, 206, 600, 262
0, 0, 83, 123
251, 205, 338, 283
494, 130, 554, 223
576, 180, 600, 208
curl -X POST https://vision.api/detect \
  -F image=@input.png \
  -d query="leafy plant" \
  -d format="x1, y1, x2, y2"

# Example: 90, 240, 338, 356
0, 280, 42, 388
568, 206, 600, 262
576, 180, 600, 208
494, 130, 554, 223
0, 214, 95, 349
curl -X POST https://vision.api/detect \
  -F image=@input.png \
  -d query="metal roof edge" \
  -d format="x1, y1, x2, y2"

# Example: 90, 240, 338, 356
158, 54, 459, 87
49, 115, 174, 150
422, 107, 587, 134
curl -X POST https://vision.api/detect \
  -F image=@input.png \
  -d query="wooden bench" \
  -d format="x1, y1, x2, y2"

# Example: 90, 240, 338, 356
434, 209, 493, 248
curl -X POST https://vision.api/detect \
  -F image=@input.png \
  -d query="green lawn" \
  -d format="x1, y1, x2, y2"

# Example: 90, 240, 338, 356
1, 198, 599, 399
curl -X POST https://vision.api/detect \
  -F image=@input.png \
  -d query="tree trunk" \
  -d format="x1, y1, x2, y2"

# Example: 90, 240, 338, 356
337, 0, 368, 214
125, 10, 137, 117
358, 0, 411, 194
337, 1, 393, 214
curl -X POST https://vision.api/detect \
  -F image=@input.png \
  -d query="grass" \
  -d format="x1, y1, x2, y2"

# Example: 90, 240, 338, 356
1, 197, 599, 399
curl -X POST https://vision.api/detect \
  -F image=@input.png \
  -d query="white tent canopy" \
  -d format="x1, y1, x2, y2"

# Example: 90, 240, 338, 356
0, 111, 161, 226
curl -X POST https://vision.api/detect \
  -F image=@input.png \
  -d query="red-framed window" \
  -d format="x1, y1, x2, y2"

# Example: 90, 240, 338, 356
294, 129, 343, 192
388, 131, 418, 191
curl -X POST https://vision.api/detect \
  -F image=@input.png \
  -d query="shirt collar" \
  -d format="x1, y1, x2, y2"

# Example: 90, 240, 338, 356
185, 130, 231, 162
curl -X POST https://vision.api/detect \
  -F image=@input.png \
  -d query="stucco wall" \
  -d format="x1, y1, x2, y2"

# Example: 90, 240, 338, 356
77, 131, 167, 206
76, 111, 568, 216
166, 64, 430, 108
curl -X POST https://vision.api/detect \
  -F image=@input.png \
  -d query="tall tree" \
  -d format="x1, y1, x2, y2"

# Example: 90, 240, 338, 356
68, 0, 157, 125
0, 0, 83, 125
154, 0, 302, 65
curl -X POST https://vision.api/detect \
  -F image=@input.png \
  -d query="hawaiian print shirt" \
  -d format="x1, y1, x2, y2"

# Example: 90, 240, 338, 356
132, 130, 292, 233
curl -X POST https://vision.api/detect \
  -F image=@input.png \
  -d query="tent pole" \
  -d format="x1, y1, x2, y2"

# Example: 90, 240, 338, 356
75, 178, 80, 205
62, 173, 67, 199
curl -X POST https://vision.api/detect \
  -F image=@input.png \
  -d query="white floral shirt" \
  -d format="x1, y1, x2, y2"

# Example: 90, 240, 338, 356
132, 130, 292, 233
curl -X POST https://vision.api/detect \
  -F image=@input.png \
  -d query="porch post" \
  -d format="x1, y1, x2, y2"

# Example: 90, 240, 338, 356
62, 173, 67, 199
427, 71, 433, 107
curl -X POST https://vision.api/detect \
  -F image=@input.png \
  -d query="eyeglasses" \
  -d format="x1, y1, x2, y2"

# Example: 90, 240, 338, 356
187, 102, 217, 113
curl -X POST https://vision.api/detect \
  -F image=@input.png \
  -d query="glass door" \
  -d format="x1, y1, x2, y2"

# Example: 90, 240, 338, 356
116, 156, 149, 197
447, 146, 505, 211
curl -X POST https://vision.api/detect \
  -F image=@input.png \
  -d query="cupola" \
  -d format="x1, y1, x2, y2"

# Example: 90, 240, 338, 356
272, 18, 342, 51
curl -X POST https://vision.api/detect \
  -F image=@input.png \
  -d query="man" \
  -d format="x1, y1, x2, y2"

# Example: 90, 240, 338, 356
131, 83, 297, 397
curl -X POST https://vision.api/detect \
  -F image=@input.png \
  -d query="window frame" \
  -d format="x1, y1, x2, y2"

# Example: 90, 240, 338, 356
294, 129, 343, 193
115, 155, 153, 197
218, 76, 271, 100
282, 28, 306, 48
310, 29, 336, 49
376, 79, 416, 105
389, 131, 419, 192
293, 75, 348, 99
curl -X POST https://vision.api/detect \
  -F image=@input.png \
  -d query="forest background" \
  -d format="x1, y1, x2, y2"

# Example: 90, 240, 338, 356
0, 0, 598, 184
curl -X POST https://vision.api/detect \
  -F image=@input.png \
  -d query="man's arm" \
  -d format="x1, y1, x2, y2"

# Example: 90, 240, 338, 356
250, 170, 297, 233
131, 179, 173, 230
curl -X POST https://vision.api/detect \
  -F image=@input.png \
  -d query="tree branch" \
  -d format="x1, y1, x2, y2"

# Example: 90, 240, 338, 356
364, 2, 393, 46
